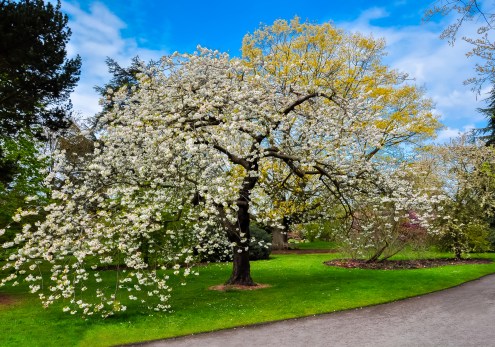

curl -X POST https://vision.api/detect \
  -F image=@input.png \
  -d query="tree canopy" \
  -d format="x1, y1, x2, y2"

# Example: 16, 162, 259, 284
0, 0, 81, 137
477, 88, 495, 146
1, 19, 441, 317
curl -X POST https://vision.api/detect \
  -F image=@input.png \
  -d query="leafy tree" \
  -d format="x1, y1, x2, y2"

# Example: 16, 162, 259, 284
95, 57, 142, 98
93, 57, 149, 121
0, 0, 81, 137
244, 18, 440, 252
1, 20, 440, 316
0, 0, 81, 211
430, 137, 495, 259
477, 87, 495, 146
0, 131, 49, 258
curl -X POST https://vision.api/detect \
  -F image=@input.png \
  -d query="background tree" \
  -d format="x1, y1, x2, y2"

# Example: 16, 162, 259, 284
93, 57, 151, 123
253, 163, 338, 249
0, 0, 81, 137
0, 0, 81, 225
428, 137, 495, 258
477, 88, 495, 146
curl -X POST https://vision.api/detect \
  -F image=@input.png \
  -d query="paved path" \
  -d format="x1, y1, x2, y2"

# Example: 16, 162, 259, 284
134, 274, 495, 347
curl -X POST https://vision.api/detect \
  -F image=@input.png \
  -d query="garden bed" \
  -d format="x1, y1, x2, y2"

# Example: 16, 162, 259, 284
325, 258, 492, 270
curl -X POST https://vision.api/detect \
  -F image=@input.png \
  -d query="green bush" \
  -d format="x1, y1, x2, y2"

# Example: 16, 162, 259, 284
194, 226, 232, 263
301, 220, 338, 242
487, 220, 495, 250
436, 222, 492, 258
249, 224, 272, 260
196, 224, 272, 262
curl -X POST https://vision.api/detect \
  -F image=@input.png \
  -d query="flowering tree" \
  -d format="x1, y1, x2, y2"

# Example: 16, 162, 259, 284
337, 166, 436, 262
428, 137, 495, 258
2, 19, 441, 316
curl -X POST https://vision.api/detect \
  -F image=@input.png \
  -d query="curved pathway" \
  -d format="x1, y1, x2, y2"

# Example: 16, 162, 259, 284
135, 274, 495, 347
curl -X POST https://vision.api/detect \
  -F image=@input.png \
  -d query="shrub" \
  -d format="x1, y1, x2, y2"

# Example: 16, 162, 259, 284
488, 226, 495, 250
249, 224, 272, 260
197, 224, 271, 262
195, 227, 232, 263
301, 220, 339, 242
338, 209, 429, 262
435, 221, 492, 258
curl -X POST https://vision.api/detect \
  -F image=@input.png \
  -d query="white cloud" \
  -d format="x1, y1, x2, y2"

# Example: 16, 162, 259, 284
353, 7, 390, 23
436, 124, 476, 143
336, 8, 489, 141
62, 1, 167, 120
436, 127, 461, 142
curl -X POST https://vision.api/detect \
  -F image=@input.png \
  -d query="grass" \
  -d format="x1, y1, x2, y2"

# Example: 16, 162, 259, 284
291, 240, 337, 250
1, 252, 495, 347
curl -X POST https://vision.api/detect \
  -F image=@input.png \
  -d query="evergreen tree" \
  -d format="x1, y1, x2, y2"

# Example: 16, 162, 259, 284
0, 0, 81, 183
478, 87, 495, 147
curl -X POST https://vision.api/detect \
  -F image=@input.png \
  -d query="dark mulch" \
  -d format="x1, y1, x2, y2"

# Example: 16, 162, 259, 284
325, 258, 492, 270
272, 249, 338, 254
0, 293, 20, 306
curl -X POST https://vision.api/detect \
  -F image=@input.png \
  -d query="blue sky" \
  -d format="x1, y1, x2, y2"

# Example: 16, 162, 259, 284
61, 0, 493, 141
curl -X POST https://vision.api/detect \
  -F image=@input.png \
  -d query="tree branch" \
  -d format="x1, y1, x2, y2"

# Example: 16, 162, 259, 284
282, 91, 336, 115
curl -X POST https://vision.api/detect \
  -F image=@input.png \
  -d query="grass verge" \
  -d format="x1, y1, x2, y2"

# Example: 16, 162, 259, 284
1, 252, 495, 347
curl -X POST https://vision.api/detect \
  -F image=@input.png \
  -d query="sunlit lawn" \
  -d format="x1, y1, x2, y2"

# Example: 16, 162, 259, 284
1, 252, 495, 347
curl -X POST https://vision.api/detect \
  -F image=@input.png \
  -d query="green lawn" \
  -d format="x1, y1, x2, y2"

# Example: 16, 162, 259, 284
295, 240, 337, 250
2, 252, 495, 347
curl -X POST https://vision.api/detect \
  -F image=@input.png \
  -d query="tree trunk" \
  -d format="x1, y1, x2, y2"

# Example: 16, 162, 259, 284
222, 153, 261, 286
366, 241, 388, 263
282, 217, 290, 244
271, 227, 288, 250
453, 233, 462, 260
225, 192, 256, 286
271, 217, 291, 250
226, 245, 256, 285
